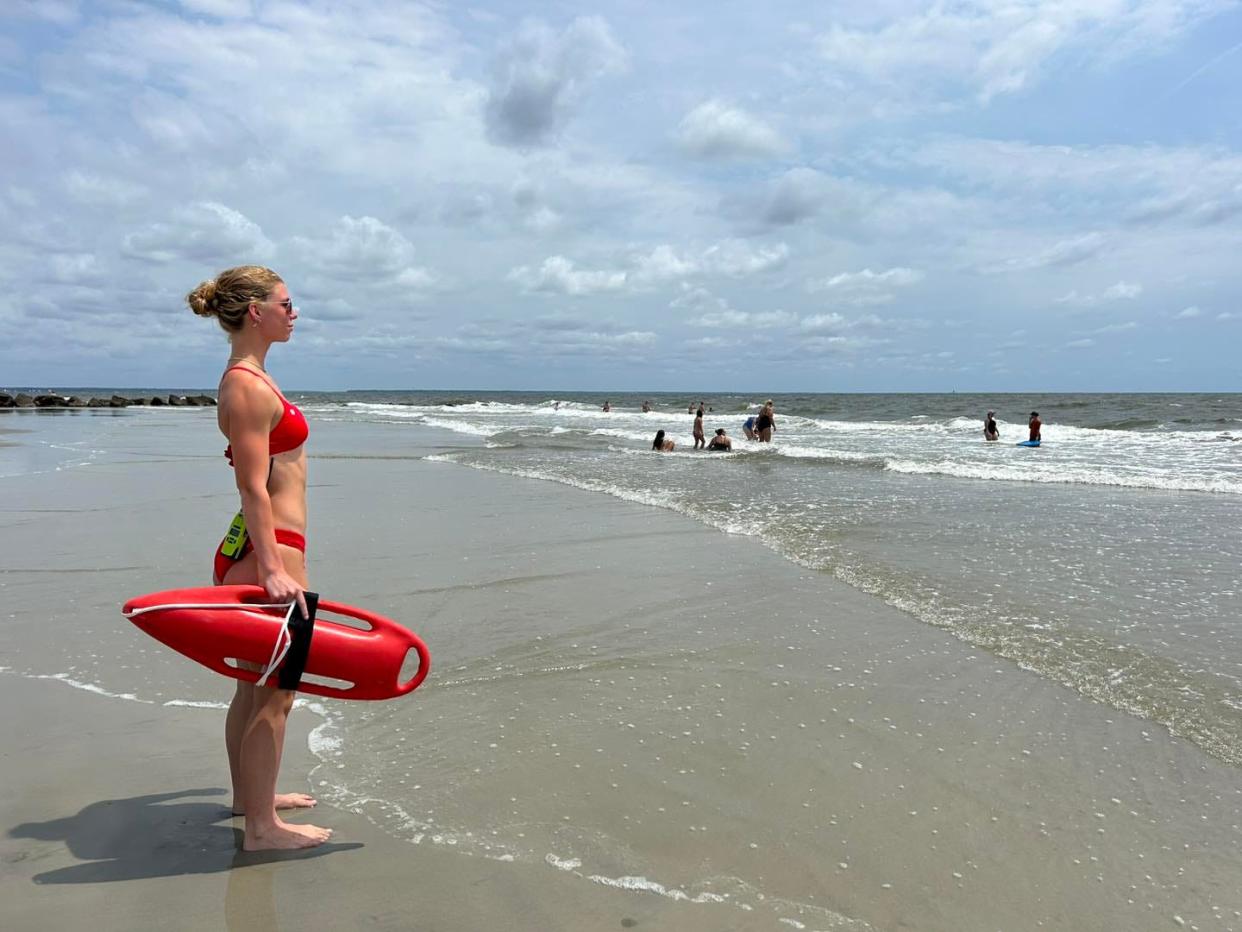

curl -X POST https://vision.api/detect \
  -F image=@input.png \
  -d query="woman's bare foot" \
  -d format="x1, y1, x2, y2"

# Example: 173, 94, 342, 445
243, 820, 333, 851
232, 792, 317, 816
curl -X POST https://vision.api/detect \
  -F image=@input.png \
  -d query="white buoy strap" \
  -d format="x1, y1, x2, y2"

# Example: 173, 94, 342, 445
123, 601, 290, 618
256, 600, 298, 687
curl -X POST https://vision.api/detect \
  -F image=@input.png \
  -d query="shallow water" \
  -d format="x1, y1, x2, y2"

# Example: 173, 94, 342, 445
292, 391, 1242, 769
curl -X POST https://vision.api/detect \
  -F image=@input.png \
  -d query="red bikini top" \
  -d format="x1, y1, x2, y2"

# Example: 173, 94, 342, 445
221, 366, 309, 466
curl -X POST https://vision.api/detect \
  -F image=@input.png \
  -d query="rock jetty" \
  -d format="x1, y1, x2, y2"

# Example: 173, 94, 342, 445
0, 393, 217, 409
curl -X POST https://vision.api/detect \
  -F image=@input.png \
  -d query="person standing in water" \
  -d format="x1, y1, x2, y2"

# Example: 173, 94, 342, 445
187, 266, 331, 851
692, 408, 706, 449
755, 399, 776, 442
1029, 411, 1042, 442
984, 410, 999, 441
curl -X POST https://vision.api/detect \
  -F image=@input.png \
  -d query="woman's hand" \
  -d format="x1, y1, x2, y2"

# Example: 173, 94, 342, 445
260, 565, 308, 620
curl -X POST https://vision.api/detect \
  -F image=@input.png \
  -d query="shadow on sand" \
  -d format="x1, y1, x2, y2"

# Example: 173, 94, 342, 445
8, 787, 360, 883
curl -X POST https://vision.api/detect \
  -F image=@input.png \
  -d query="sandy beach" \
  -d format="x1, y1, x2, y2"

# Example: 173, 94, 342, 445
2, 408, 1241, 931
0, 674, 749, 932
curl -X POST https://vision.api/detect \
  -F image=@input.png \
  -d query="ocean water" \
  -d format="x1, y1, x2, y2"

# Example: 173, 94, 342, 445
10, 389, 1238, 765
296, 391, 1242, 767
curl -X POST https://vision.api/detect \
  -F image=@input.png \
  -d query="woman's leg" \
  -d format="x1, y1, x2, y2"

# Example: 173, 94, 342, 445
221, 543, 328, 848
225, 679, 253, 812
239, 684, 330, 849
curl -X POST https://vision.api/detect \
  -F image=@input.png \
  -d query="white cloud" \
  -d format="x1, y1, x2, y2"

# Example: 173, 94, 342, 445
508, 255, 628, 295
683, 302, 890, 335
906, 137, 1242, 231
800, 312, 889, 333
129, 90, 217, 153
178, 0, 253, 18
1097, 280, 1142, 301
1175, 305, 1202, 319
1067, 338, 1096, 348
485, 16, 627, 147
396, 267, 437, 288
1055, 280, 1143, 306
807, 267, 924, 306
1187, 191, 1242, 225
572, 330, 656, 347
799, 312, 848, 333
701, 241, 789, 277
524, 205, 562, 233
63, 170, 148, 208
510, 240, 789, 295
44, 253, 108, 286
632, 245, 698, 281
689, 308, 798, 329
122, 201, 273, 264
432, 333, 512, 355
669, 285, 728, 313
677, 100, 787, 160
794, 333, 886, 357
1090, 321, 1138, 335
981, 232, 1107, 274
817, 1, 1230, 108
688, 308, 751, 328
686, 335, 735, 349
531, 324, 659, 356
4, 0, 81, 26
291, 216, 434, 287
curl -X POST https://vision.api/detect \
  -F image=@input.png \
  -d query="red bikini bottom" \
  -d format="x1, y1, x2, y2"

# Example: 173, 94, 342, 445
213, 528, 306, 585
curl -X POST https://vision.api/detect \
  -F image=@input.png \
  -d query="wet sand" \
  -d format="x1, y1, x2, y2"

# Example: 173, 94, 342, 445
0, 676, 745, 932
2, 413, 1241, 931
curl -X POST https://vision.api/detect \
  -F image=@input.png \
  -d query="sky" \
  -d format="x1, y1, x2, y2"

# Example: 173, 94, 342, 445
3, 0, 1242, 392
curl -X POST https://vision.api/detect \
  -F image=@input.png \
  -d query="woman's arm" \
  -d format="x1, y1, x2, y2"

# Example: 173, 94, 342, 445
220, 375, 307, 616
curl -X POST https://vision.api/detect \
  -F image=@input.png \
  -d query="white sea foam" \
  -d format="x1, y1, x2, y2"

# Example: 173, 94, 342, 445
386, 399, 1242, 494
163, 699, 229, 709
419, 417, 497, 437
883, 457, 1242, 493
586, 873, 728, 904
26, 671, 152, 703
770, 443, 882, 463
302, 699, 344, 757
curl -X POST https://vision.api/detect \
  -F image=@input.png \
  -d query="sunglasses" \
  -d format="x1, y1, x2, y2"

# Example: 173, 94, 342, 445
254, 297, 296, 313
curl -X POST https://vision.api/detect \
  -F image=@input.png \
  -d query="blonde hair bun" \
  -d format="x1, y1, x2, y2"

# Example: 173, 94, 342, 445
185, 266, 282, 333
187, 280, 218, 318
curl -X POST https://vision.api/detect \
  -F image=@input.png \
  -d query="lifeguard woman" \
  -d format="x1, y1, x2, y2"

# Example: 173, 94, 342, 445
187, 266, 331, 850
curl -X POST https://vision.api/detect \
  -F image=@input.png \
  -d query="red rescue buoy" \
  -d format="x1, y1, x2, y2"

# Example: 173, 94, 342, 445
122, 585, 429, 701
